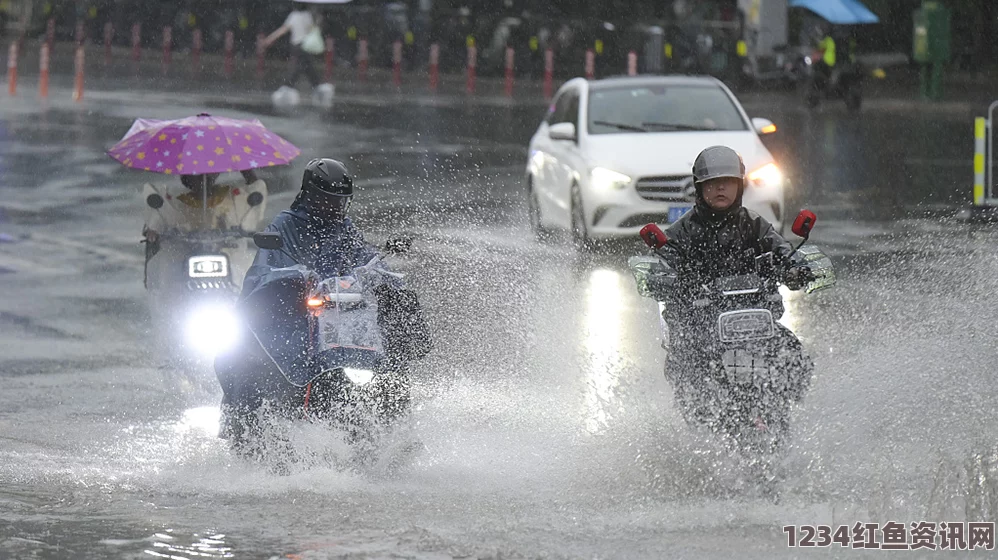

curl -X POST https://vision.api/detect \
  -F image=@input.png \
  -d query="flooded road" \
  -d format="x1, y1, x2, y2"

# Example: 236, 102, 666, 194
1, 82, 997, 558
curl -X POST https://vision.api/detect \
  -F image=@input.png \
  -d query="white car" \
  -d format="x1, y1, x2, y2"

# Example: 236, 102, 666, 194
526, 75, 787, 247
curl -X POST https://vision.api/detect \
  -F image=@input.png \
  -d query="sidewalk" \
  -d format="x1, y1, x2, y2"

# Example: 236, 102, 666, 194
5, 38, 550, 107
4, 38, 998, 113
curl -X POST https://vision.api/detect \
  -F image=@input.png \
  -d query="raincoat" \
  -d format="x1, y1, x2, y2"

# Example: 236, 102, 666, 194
217, 199, 431, 398
658, 187, 796, 293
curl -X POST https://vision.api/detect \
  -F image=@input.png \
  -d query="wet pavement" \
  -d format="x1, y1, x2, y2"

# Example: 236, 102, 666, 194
1, 75, 998, 559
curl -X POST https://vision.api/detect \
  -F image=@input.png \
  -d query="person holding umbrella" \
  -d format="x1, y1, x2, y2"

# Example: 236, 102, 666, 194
108, 113, 301, 291
140, 170, 265, 251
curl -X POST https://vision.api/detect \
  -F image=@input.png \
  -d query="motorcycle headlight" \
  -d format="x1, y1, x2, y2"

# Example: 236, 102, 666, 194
184, 303, 240, 356
747, 163, 783, 189
590, 167, 632, 191
343, 368, 375, 385
188, 255, 228, 278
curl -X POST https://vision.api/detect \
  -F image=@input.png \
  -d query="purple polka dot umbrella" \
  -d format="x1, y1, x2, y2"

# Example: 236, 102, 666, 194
107, 113, 300, 175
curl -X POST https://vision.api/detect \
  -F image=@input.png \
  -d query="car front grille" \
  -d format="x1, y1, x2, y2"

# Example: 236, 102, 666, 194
635, 175, 695, 202
618, 213, 672, 228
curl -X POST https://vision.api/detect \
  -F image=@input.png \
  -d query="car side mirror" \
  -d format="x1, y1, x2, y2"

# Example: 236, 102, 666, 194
253, 232, 283, 250
549, 122, 577, 141
247, 191, 264, 207
791, 209, 817, 239
384, 236, 413, 255
146, 193, 164, 209
752, 117, 777, 135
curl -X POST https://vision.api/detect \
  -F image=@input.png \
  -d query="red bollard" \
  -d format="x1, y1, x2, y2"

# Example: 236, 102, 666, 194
357, 39, 368, 82
256, 33, 265, 80
324, 37, 334, 82
7, 41, 18, 96
223, 30, 234, 77
131, 23, 141, 63
428, 43, 439, 92
543, 48, 554, 100
466, 44, 477, 94
392, 40, 402, 86
39, 42, 49, 98
585, 49, 595, 80
46, 19, 55, 47
162, 26, 172, 74
627, 50, 637, 76
192, 29, 202, 69
73, 46, 85, 102
103, 22, 113, 65
504, 46, 514, 97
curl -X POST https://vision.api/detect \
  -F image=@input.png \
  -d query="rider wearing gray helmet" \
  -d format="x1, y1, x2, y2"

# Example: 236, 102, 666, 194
652, 145, 814, 403
657, 145, 809, 290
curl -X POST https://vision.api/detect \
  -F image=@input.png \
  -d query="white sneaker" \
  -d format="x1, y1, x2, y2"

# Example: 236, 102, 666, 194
312, 83, 335, 108
271, 86, 301, 108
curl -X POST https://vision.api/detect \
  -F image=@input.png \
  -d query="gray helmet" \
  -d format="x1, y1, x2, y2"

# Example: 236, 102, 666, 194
692, 145, 745, 186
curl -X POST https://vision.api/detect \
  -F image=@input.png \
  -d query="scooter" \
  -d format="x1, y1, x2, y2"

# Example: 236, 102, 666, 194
142, 191, 264, 369
214, 233, 429, 459
628, 210, 835, 488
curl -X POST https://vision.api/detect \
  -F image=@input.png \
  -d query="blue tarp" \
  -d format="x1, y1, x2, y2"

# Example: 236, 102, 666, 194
789, 0, 880, 24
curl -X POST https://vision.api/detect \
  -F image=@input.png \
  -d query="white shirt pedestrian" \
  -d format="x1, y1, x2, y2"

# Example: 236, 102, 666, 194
283, 10, 314, 46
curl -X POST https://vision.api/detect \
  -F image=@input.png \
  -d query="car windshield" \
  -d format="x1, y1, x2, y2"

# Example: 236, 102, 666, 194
587, 84, 748, 135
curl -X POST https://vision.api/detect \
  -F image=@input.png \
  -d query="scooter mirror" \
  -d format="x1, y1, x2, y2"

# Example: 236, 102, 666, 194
146, 193, 165, 209
791, 209, 817, 239
253, 232, 283, 250
247, 191, 264, 207
639, 223, 668, 249
384, 236, 413, 255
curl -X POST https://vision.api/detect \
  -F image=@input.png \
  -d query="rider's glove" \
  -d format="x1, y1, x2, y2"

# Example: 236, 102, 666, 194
784, 265, 814, 290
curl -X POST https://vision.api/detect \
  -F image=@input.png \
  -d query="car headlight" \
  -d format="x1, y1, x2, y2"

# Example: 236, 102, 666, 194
184, 303, 241, 356
747, 163, 783, 189
344, 368, 375, 385
590, 167, 631, 191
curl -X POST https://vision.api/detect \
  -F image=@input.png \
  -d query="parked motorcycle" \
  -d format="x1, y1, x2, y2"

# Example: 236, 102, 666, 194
628, 210, 834, 488
214, 233, 430, 460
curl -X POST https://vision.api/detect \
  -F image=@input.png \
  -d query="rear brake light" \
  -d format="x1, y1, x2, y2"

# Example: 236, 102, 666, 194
306, 298, 324, 308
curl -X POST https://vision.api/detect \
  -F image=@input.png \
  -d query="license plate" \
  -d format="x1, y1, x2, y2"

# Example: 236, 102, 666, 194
717, 309, 775, 343
317, 309, 383, 353
668, 205, 693, 223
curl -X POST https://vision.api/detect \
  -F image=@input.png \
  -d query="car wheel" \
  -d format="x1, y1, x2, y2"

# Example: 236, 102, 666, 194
570, 183, 592, 252
527, 178, 551, 242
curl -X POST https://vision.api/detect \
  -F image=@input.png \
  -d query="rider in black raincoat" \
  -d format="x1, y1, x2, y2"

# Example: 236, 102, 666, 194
215, 158, 430, 441
655, 145, 812, 401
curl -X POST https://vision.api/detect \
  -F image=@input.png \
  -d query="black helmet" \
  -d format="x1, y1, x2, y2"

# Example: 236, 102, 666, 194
692, 145, 745, 187
294, 158, 354, 223
302, 158, 353, 197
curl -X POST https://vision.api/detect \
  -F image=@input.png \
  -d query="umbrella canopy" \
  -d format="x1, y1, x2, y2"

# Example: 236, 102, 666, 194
108, 113, 300, 175
789, 0, 879, 24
